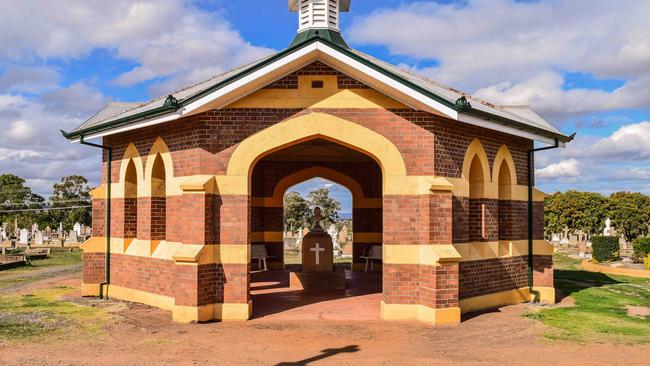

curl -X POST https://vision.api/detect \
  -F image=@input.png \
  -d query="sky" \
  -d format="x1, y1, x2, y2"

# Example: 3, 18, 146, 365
0, 0, 649, 208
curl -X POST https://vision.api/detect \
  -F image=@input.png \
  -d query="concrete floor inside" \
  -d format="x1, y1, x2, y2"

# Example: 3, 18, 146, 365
250, 269, 382, 321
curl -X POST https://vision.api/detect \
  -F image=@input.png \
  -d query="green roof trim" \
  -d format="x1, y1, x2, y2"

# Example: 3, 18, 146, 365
290, 29, 349, 48
62, 34, 573, 143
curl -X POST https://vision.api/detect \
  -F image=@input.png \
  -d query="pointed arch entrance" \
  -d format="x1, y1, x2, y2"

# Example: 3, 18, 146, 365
248, 137, 384, 319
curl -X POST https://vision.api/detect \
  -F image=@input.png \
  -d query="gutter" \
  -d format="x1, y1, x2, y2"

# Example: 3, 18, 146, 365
526, 135, 574, 301
79, 135, 112, 299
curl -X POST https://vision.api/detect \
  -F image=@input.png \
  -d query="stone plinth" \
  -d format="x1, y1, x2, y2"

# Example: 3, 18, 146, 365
301, 231, 333, 273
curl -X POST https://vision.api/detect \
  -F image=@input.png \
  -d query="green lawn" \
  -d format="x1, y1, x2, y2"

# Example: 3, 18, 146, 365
0, 286, 110, 341
0, 250, 82, 290
4, 249, 81, 270
526, 253, 650, 344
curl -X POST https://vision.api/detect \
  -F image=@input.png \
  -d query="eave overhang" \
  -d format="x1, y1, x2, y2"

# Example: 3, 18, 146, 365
62, 35, 573, 146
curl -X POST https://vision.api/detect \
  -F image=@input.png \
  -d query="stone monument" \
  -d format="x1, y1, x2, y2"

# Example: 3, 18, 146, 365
290, 207, 345, 290
603, 217, 612, 236
19, 228, 29, 245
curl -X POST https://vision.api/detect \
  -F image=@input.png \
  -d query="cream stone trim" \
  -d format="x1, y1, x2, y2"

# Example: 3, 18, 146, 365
99, 284, 251, 323
381, 301, 460, 325
445, 178, 546, 202
81, 283, 101, 297
179, 175, 217, 194
384, 176, 454, 196
492, 145, 518, 186
462, 138, 490, 190
143, 137, 175, 197
214, 244, 251, 264
459, 287, 531, 314
251, 166, 383, 208
226, 112, 408, 193
81, 237, 252, 265
215, 300, 252, 321
173, 304, 216, 323
532, 286, 556, 304
227, 75, 408, 109
383, 244, 461, 265
453, 240, 554, 261
109, 284, 176, 313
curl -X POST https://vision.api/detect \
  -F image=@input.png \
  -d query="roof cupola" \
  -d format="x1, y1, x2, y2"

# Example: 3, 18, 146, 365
288, 0, 350, 48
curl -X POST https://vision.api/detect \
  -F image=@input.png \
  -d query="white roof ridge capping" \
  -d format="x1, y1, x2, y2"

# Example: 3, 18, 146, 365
67, 39, 569, 146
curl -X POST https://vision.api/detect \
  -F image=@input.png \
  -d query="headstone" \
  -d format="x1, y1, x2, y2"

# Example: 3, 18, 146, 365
73, 222, 82, 236
19, 229, 29, 245
44, 226, 52, 238
31, 223, 39, 237
84, 226, 92, 237
338, 225, 348, 245
569, 235, 578, 245
328, 224, 340, 255
34, 231, 44, 246
551, 233, 560, 243
301, 207, 334, 272
67, 230, 78, 243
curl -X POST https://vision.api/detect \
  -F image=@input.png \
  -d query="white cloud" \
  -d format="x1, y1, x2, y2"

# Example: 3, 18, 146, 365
0, 65, 61, 93
587, 121, 650, 160
535, 121, 650, 193
0, 0, 274, 96
473, 72, 650, 119
348, 0, 650, 117
536, 159, 580, 179
0, 87, 105, 195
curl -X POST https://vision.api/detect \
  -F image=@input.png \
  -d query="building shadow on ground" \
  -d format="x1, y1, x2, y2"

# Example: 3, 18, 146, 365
275, 345, 360, 366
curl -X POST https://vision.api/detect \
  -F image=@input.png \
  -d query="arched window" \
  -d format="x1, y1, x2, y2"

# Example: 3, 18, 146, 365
497, 156, 514, 242
468, 155, 487, 240
124, 159, 138, 239
150, 154, 166, 241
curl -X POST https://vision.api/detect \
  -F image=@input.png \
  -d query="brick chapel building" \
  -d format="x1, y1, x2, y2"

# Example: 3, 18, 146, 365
63, 0, 572, 324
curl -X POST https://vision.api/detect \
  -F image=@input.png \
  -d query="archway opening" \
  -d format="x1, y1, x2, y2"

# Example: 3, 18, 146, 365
249, 138, 383, 320
282, 177, 353, 271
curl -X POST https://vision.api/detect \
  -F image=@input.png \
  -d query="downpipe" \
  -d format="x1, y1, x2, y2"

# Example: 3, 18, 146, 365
79, 135, 111, 299
527, 139, 560, 303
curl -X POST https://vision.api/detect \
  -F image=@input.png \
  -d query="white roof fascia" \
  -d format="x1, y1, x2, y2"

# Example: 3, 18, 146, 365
72, 41, 514, 143
69, 111, 183, 143
182, 43, 321, 113
315, 43, 458, 120
458, 113, 563, 146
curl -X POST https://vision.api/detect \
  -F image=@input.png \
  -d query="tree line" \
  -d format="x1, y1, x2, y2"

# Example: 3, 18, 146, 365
0, 174, 92, 231
545, 190, 650, 240
283, 188, 342, 233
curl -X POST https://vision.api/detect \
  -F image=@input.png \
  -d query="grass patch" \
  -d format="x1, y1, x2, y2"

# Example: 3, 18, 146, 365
525, 253, 650, 344
0, 286, 110, 341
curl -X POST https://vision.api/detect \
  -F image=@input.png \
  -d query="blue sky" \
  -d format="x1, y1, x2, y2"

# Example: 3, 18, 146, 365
0, 0, 649, 200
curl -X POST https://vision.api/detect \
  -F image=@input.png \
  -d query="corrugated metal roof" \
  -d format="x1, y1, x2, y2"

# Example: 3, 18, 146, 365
69, 39, 567, 141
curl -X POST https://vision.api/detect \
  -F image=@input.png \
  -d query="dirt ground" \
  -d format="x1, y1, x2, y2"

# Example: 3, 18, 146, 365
1, 271, 649, 365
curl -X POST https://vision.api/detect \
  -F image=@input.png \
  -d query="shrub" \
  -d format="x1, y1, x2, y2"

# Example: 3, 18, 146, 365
591, 236, 619, 262
632, 238, 650, 261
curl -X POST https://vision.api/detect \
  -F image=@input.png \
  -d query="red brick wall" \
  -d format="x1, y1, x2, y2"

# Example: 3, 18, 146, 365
83, 253, 106, 284
88, 64, 544, 313
429, 191, 452, 244
110, 254, 175, 298
533, 255, 553, 288
123, 198, 137, 238
458, 256, 529, 299
384, 263, 459, 309
264, 61, 369, 89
